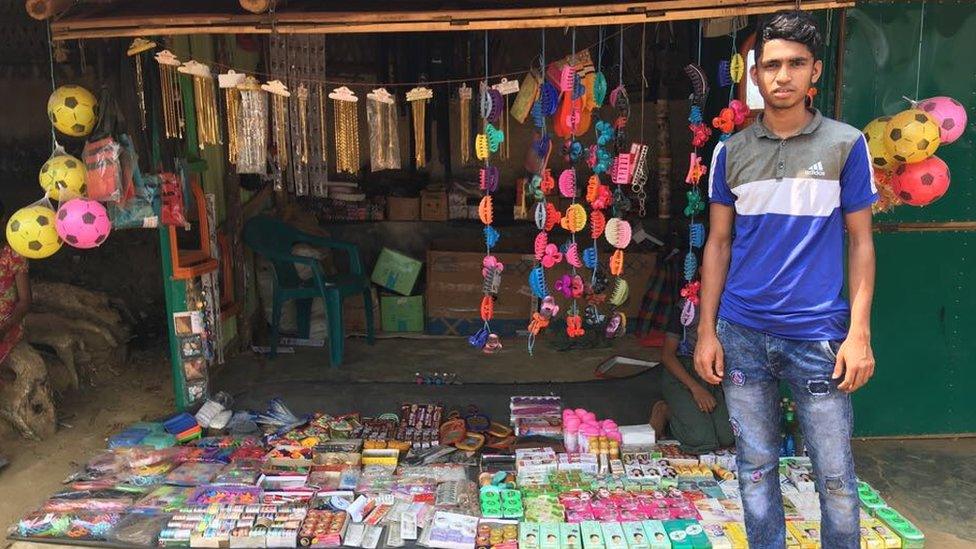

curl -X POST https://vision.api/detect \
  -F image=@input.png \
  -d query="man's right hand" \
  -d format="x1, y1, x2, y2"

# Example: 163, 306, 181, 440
689, 384, 718, 413
694, 331, 725, 385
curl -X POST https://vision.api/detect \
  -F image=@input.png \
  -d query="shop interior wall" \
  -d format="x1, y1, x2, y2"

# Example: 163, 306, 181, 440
289, 26, 700, 268
840, 1, 976, 436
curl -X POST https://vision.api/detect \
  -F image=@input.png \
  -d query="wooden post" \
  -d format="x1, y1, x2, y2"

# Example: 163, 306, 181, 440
25, 0, 74, 20
833, 8, 848, 120
239, 0, 272, 14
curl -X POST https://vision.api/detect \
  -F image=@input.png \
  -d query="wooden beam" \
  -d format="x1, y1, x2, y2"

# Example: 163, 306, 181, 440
51, 0, 796, 30
50, 0, 791, 32
874, 221, 976, 233
51, 0, 854, 40
25, 0, 74, 20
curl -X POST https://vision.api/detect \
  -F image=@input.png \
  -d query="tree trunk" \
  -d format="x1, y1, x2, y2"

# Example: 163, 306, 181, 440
0, 343, 56, 440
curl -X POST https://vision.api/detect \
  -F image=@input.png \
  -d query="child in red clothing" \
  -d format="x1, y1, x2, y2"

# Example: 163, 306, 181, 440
0, 201, 31, 368
0, 201, 31, 465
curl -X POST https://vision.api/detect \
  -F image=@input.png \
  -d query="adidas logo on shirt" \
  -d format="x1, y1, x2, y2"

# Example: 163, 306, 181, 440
805, 161, 826, 177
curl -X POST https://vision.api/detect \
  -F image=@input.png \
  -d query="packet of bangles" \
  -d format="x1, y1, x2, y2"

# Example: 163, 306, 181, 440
16, 511, 124, 541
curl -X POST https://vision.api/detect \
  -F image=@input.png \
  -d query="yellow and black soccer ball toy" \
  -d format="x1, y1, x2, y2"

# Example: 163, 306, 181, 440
5, 205, 62, 259
883, 109, 940, 165
47, 85, 98, 137
862, 116, 898, 171
38, 154, 87, 200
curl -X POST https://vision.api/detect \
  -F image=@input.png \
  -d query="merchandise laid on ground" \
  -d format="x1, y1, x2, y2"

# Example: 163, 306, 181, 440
8, 396, 923, 549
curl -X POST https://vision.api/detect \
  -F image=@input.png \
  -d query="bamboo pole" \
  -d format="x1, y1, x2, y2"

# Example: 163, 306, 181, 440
59, 0, 846, 29
25, 0, 74, 20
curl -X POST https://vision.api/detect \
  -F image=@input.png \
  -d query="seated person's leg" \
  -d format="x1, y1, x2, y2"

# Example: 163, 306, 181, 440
708, 384, 736, 448
662, 353, 723, 454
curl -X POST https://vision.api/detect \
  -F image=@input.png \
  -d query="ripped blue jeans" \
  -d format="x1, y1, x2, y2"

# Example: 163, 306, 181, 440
718, 318, 859, 549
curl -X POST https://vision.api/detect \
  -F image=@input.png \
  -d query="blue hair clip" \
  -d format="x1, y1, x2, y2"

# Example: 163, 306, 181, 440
531, 100, 546, 128
566, 141, 583, 162
468, 326, 490, 349
484, 225, 500, 248
583, 245, 598, 269
529, 266, 549, 299
689, 223, 705, 248
684, 252, 698, 282
595, 120, 615, 146
573, 74, 585, 100
717, 60, 733, 88
532, 133, 550, 159
540, 81, 559, 115
688, 105, 703, 125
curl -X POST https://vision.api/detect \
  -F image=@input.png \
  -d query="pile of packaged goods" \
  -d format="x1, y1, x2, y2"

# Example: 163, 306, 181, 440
8, 397, 923, 549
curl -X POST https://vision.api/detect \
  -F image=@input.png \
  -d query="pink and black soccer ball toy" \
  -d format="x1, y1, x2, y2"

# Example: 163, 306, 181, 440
55, 198, 111, 249
916, 96, 968, 145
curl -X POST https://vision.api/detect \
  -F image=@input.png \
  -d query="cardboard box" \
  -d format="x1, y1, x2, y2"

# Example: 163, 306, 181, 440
421, 189, 449, 221
371, 247, 423, 296
425, 243, 656, 336
581, 522, 606, 549
387, 196, 420, 221
602, 523, 627, 549
560, 523, 583, 549
786, 521, 821, 549
520, 523, 541, 549
380, 294, 424, 332
448, 191, 470, 219
720, 523, 748, 549
426, 248, 534, 335
540, 523, 561, 549
661, 520, 704, 548
640, 521, 670, 549
621, 522, 649, 549
343, 287, 379, 333
700, 522, 732, 549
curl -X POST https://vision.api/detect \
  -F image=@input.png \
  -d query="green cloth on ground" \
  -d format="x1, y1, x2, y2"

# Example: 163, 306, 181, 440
662, 355, 735, 454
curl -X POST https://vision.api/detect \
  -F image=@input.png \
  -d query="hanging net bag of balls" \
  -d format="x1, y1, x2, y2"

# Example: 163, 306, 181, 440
82, 86, 127, 203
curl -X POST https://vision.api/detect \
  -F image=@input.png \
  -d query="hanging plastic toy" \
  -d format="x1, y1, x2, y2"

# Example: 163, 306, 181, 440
484, 225, 500, 247
541, 244, 563, 269
685, 152, 707, 185
529, 266, 549, 299
590, 210, 606, 239
478, 196, 494, 225
566, 314, 585, 338
684, 189, 706, 217
560, 204, 587, 233
558, 169, 577, 198
534, 202, 548, 230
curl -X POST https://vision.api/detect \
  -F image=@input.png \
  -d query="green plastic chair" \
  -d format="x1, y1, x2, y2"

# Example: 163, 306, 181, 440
243, 216, 375, 366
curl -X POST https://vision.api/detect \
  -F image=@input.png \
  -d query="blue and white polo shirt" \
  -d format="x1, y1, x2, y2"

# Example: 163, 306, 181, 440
708, 108, 878, 341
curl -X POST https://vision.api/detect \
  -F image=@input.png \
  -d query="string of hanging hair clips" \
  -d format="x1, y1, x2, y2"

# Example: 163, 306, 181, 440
171, 26, 637, 93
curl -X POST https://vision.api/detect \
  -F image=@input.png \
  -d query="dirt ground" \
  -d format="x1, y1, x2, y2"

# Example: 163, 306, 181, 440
0, 348, 973, 548
0, 347, 173, 540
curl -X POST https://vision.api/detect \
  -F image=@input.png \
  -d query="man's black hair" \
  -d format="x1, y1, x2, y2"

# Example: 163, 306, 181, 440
756, 10, 823, 61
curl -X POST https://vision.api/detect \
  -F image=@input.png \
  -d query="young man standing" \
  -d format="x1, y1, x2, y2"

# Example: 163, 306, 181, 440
695, 11, 877, 549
